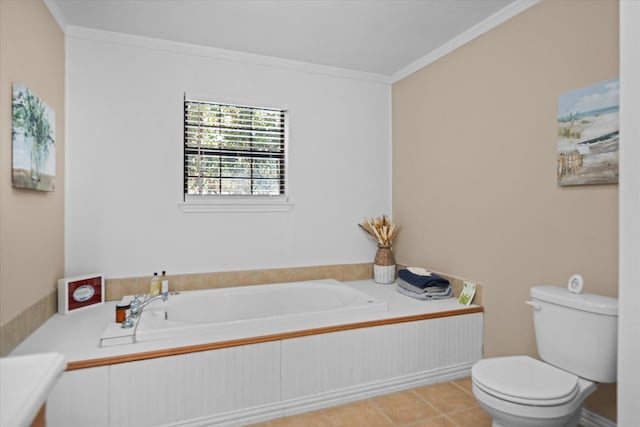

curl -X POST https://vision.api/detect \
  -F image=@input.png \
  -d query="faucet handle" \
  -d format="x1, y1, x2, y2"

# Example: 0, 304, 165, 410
130, 295, 142, 317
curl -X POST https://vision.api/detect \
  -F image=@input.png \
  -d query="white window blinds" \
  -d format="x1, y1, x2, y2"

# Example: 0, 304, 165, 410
184, 99, 287, 197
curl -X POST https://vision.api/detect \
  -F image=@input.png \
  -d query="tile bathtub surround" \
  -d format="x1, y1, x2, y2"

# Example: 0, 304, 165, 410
436, 273, 483, 306
1, 264, 484, 356
249, 377, 493, 427
105, 263, 484, 305
0, 289, 57, 357
105, 263, 374, 301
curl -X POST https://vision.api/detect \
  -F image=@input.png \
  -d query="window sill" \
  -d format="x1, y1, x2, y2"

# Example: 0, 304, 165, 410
178, 196, 294, 213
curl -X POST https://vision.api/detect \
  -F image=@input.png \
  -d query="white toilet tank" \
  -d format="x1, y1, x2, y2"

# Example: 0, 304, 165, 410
530, 285, 618, 383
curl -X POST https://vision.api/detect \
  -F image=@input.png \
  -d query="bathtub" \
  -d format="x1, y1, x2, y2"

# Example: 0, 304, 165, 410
134, 279, 389, 342
35, 278, 483, 427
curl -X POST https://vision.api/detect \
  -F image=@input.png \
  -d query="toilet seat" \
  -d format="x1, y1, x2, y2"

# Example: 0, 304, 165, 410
472, 356, 579, 406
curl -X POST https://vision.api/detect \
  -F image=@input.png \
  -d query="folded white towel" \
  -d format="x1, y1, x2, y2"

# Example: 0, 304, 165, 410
407, 267, 431, 276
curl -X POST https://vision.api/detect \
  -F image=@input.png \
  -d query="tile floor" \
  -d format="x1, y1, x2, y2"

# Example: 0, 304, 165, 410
249, 377, 493, 427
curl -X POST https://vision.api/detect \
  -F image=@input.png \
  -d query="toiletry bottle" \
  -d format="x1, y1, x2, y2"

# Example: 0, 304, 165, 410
115, 301, 130, 323
160, 270, 169, 294
149, 272, 160, 297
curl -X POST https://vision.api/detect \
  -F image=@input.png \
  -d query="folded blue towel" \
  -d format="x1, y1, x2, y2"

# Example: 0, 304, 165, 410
397, 269, 449, 289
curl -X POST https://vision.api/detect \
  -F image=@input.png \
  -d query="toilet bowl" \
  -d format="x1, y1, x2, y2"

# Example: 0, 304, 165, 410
471, 285, 618, 427
472, 356, 596, 427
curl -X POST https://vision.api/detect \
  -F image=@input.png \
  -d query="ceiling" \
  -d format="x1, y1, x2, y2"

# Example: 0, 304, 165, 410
48, 0, 517, 77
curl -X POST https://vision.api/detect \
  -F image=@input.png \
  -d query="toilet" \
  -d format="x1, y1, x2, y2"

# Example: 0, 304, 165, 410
471, 285, 618, 427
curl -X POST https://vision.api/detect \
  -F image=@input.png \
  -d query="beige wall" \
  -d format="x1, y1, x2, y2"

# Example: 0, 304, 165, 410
0, 0, 65, 326
392, 0, 618, 420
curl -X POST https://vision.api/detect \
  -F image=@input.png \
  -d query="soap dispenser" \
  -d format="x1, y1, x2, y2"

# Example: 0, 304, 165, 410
160, 270, 169, 294
149, 272, 160, 297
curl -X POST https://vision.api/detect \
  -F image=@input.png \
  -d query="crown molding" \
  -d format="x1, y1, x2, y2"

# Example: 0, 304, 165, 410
47, 0, 537, 86
43, 0, 67, 32
64, 25, 390, 85
390, 0, 540, 84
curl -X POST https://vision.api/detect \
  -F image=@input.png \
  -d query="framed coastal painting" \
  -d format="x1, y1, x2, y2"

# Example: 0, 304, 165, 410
12, 83, 56, 191
557, 78, 619, 186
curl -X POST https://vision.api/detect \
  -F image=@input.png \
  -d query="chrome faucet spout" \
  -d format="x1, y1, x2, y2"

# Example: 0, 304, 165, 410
131, 292, 168, 317
142, 292, 168, 307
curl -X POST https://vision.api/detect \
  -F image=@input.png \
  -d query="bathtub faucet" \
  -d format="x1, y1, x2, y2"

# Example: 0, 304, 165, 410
130, 292, 168, 317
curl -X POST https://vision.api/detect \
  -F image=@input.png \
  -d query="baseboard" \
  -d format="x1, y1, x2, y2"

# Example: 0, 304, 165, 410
280, 361, 474, 419
581, 408, 617, 427
167, 361, 475, 427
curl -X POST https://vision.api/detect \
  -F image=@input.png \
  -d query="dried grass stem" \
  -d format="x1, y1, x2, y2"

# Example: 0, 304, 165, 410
359, 215, 399, 246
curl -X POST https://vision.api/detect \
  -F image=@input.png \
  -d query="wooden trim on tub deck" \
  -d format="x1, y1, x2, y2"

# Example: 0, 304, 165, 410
66, 306, 484, 371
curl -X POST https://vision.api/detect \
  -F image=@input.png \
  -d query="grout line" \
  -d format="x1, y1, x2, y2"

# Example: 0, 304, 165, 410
446, 405, 482, 417
449, 379, 473, 396
442, 413, 459, 426
366, 398, 397, 426
410, 389, 442, 411
369, 389, 455, 427
260, 379, 481, 427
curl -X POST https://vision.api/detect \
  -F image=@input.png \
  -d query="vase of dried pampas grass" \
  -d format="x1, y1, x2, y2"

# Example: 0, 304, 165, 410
374, 245, 396, 284
359, 215, 399, 284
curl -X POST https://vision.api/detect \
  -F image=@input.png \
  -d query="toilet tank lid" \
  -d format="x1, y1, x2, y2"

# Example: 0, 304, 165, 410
531, 285, 618, 316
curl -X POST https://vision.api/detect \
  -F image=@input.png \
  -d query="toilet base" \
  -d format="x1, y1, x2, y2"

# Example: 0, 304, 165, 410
477, 400, 583, 427
473, 379, 593, 427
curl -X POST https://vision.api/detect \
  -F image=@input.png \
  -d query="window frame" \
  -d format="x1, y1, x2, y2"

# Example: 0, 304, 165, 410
179, 96, 293, 213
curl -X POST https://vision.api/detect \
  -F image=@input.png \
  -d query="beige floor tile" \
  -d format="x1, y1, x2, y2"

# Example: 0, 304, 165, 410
371, 390, 442, 425
404, 416, 457, 427
247, 378, 488, 427
446, 406, 492, 427
452, 377, 473, 394
323, 400, 393, 427
414, 382, 479, 414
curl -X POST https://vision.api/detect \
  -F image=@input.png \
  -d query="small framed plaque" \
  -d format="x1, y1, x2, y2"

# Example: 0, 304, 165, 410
58, 274, 104, 314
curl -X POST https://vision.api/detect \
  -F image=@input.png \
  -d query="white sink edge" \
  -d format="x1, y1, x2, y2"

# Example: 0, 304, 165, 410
0, 352, 67, 427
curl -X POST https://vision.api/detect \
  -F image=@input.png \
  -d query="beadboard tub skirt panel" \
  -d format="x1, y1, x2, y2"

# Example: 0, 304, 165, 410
173, 362, 475, 427
47, 313, 483, 427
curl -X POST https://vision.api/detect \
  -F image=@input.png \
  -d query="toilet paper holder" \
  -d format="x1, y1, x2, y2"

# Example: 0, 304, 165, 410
568, 274, 584, 294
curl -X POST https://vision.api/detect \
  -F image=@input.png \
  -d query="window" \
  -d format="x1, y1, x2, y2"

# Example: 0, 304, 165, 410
183, 98, 287, 200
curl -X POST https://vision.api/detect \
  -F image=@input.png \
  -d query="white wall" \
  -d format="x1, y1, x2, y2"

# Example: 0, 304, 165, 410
65, 28, 391, 278
618, 1, 640, 425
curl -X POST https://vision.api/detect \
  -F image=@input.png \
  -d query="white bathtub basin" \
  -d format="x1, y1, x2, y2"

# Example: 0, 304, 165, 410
134, 279, 388, 342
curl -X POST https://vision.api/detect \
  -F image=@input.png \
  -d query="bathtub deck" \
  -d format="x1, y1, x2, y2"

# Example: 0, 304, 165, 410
10, 279, 482, 370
